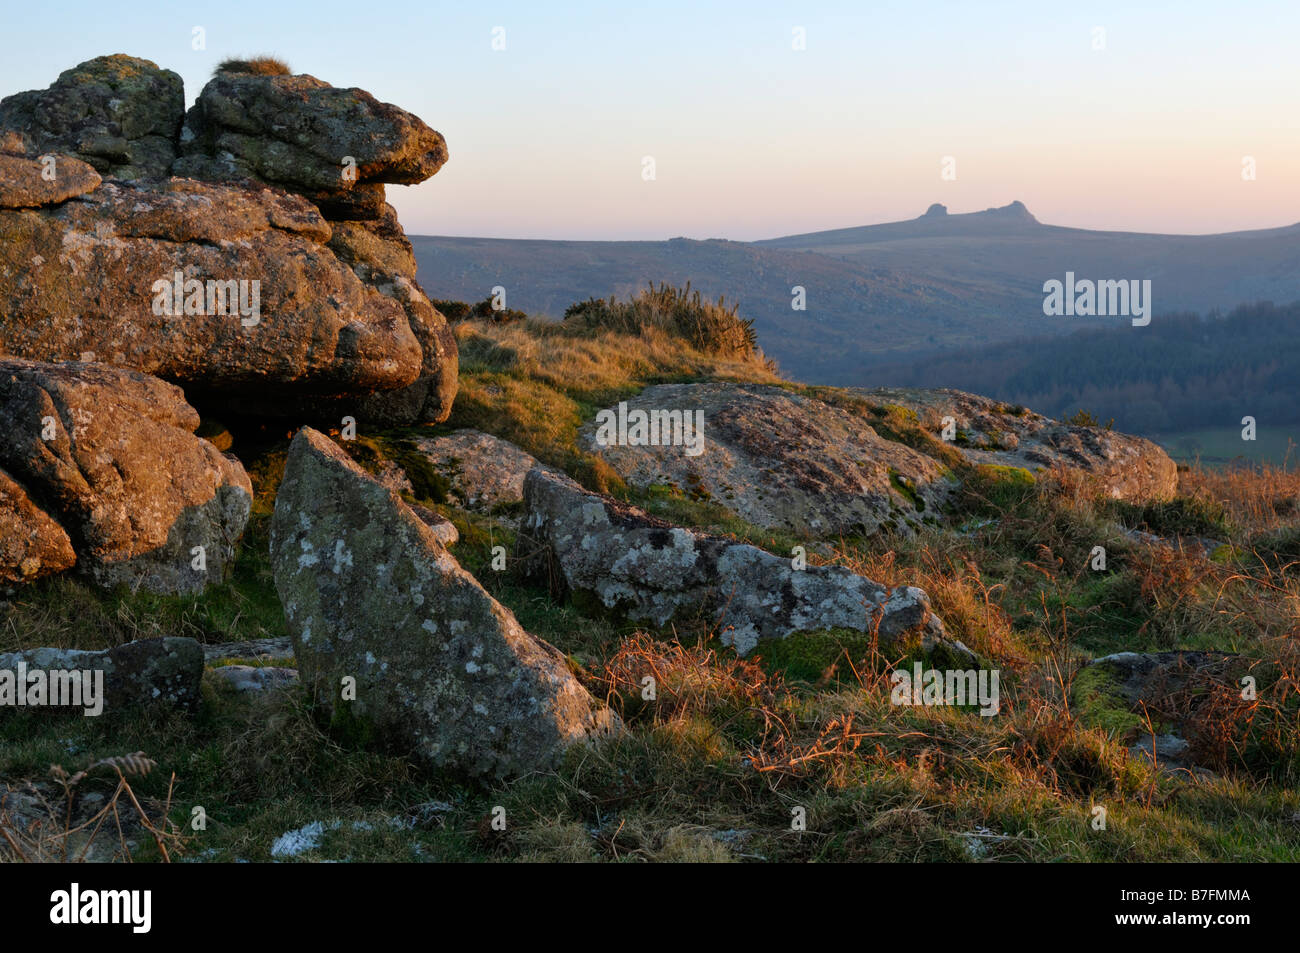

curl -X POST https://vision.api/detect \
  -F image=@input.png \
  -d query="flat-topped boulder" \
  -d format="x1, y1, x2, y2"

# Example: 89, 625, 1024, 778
856, 387, 1177, 501
583, 382, 954, 538
0, 153, 101, 208
407, 429, 546, 515
0, 177, 455, 422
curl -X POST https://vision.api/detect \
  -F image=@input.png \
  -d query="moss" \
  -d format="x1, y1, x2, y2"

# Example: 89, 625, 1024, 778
961, 464, 1037, 515
889, 468, 924, 511
751, 628, 874, 683
1072, 664, 1144, 738
385, 439, 452, 503
206, 656, 296, 669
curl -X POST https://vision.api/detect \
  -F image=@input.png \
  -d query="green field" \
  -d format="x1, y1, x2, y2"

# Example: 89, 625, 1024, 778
1153, 427, 1300, 468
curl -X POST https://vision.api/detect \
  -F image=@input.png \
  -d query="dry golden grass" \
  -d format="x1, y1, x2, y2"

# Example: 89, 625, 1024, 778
216, 56, 291, 76
456, 319, 780, 400
1180, 460, 1300, 536
0, 753, 186, 863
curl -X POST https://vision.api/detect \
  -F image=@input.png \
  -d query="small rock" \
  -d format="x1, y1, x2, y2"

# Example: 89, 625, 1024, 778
0, 637, 204, 714
407, 429, 545, 514
209, 664, 299, 694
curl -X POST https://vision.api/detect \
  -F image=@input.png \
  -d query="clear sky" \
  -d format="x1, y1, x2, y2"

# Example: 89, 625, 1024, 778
4, 0, 1297, 239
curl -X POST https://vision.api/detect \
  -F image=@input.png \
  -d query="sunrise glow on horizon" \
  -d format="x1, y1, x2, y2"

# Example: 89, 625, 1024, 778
5, 0, 1297, 240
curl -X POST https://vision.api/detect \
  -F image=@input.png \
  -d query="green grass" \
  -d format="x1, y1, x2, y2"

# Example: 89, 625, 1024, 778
4, 320, 1300, 863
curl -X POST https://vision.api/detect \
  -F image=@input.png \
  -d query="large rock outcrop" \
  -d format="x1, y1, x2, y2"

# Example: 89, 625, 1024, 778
0, 55, 183, 180
270, 427, 616, 778
586, 383, 1178, 541
522, 467, 962, 658
174, 69, 448, 220
0, 359, 251, 593
583, 383, 954, 538
0, 178, 423, 400
0, 56, 457, 425
857, 387, 1178, 501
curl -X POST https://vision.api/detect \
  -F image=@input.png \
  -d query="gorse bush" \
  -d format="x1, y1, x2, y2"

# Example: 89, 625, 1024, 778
563, 282, 761, 361
433, 297, 528, 325
216, 56, 291, 76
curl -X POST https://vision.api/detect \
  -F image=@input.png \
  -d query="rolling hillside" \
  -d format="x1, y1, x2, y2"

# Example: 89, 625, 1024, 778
412, 202, 1300, 385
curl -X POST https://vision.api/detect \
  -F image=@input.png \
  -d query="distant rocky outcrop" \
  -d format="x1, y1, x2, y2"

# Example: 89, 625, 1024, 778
522, 467, 965, 658
584, 383, 954, 537
271, 427, 617, 778
0, 55, 456, 425
858, 387, 1177, 501
0, 359, 251, 593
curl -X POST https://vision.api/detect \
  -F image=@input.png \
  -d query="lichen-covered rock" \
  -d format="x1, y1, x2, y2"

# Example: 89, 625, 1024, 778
584, 383, 954, 538
0, 55, 183, 180
0, 467, 75, 584
0, 637, 204, 714
0, 359, 251, 593
0, 178, 424, 401
1087, 650, 1237, 706
209, 664, 300, 694
857, 387, 1178, 502
522, 467, 963, 658
0, 153, 101, 208
174, 70, 448, 220
0, 57, 459, 425
322, 204, 458, 425
270, 427, 617, 778
202, 637, 294, 663
408, 429, 545, 514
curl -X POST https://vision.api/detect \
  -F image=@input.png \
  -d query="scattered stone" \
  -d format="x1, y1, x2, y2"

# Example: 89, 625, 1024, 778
408, 504, 459, 547
0, 55, 184, 180
1120, 527, 1228, 561
270, 427, 618, 778
0, 637, 204, 714
209, 664, 299, 694
202, 637, 294, 663
1088, 650, 1236, 705
521, 467, 965, 658
0, 359, 251, 593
